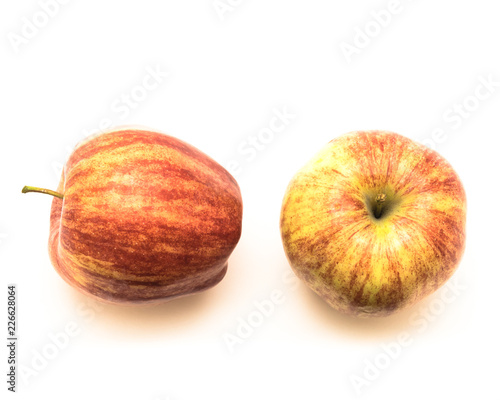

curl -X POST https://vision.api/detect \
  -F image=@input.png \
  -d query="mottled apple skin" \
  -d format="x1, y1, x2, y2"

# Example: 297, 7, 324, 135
280, 131, 466, 317
48, 128, 243, 305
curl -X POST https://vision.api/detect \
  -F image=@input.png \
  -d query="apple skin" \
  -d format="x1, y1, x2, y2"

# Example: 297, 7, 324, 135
280, 131, 466, 317
48, 128, 243, 305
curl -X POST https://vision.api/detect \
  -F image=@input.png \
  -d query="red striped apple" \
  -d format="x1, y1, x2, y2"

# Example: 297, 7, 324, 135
23, 127, 243, 305
280, 131, 466, 317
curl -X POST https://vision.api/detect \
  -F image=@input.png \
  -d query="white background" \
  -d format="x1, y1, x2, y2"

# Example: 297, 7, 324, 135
1, 1, 500, 399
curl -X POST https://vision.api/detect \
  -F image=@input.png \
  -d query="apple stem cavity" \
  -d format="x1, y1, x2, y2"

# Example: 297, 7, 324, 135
22, 186, 64, 199
374, 193, 387, 219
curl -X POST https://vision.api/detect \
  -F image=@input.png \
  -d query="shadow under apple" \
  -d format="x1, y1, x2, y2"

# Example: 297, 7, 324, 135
295, 283, 437, 342
67, 285, 225, 340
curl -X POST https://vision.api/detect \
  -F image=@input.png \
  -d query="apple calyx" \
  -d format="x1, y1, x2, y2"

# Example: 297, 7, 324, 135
374, 193, 387, 219
22, 186, 64, 199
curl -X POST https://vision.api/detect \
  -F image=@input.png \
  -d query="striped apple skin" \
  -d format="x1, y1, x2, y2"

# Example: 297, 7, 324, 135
48, 128, 242, 305
280, 131, 466, 317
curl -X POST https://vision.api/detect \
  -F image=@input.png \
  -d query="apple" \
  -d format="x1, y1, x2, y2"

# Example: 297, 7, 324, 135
23, 127, 243, 305
280, 130, 466, 317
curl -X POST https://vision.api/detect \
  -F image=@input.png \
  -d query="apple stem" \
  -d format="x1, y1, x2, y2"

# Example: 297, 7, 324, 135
22, 186, 64, 199
374, 193, 386, 219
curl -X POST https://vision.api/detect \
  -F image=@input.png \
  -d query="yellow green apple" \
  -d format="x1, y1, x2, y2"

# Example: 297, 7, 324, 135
280, 130, 466, 317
